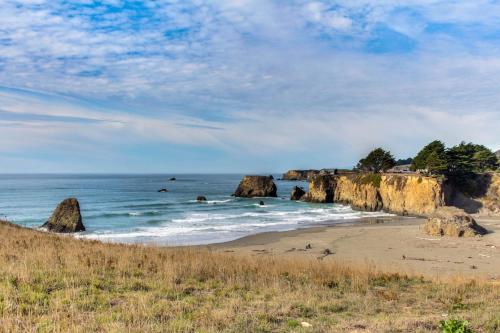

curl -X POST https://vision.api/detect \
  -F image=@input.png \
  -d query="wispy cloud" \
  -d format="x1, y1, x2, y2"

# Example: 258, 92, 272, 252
1, 1, 500, 172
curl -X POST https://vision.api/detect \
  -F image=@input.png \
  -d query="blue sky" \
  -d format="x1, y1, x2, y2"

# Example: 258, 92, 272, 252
1, 0, 500, 173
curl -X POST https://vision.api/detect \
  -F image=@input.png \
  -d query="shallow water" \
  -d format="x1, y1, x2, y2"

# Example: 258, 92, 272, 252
0, 174, 392, 245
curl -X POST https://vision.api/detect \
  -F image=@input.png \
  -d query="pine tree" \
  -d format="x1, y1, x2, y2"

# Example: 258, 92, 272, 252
356, 148, 396, 173
411, 140, 446, 172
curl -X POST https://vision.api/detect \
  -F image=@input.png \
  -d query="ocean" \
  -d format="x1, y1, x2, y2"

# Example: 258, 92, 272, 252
0, 174, 392, 245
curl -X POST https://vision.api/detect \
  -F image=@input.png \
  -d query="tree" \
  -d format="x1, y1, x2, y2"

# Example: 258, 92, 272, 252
426, 151, 448, 175
395, 157, 413, 166
411, 140, 447, 172
473, 146, 498, 171
356, 148, 396, 173
446, 142, 498, 175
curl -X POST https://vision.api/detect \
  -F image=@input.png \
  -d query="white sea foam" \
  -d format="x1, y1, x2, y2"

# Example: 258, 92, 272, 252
79, 204, 394, 245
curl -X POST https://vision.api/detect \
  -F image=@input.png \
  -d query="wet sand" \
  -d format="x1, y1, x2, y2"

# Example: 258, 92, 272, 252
210, 216, 500, 280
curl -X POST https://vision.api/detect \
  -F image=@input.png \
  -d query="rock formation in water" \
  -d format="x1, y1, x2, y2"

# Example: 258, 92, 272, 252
301, 175, 336, 203
282, 170, 320, 181
197, 196, 207, 202
423, 207, 487, 237
42, 198, 85, 233
290, 186, 306, 200
303, 173, 446, 216
233, 176, 277, 197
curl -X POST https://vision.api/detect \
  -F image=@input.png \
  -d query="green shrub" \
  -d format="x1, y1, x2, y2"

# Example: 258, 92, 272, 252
286, 319, 300, 328
439, 318, 474, 333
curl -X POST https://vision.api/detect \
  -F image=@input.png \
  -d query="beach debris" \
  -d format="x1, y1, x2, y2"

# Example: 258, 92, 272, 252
471, 265, 478, 269
402, 255, 429, 261
416, 237, 441, 241
158, 188, 168, 193
300, 321, 312, 328
306, 243, 312, 250
169, 177, 176, 181
423, 207, 487, 237
197, 196, 207, 202
233, 175, 277, 197
42, 198, 85, 233
317, 248, 333, 260
290, 186, 306, 200
259, 200, 265, 206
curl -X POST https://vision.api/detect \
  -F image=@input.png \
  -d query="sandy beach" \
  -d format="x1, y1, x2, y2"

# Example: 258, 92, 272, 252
212, 216, 500, 280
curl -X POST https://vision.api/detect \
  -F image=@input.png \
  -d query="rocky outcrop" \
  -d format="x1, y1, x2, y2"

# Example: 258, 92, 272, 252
379, 174, 445, 215
479, 173, 500, 215
302, 175, 335, 203
197, 196, 207, 202
290, 186, 306, 200
333, 175, 383, 211
423, 207, 487, 237
282, 170, 320, 181
233, 176, 277, 197
303, 173, 446, 216
445, 172, 500, 215
42, 198, 85, 233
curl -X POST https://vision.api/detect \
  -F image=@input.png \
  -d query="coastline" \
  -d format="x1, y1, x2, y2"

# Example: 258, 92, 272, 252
209, 215, 500, 280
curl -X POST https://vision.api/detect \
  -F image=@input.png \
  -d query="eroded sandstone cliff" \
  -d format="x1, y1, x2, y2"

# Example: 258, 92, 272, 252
304, 173, 446, 216
477, 173, 500, 215
282, 170, 320, 181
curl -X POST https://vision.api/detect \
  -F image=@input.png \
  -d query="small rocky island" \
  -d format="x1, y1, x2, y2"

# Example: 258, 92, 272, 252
42, 198, 85, 233
233, 175, 277, 197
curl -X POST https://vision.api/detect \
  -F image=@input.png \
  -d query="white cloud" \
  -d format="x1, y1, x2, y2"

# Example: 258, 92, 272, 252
1, 1, 500, 171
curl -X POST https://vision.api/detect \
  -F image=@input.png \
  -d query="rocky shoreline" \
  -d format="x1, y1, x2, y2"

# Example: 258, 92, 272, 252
37, 171, 499, 241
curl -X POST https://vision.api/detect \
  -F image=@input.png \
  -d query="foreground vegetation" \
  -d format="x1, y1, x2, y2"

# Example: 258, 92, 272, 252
0, 221, 499, 332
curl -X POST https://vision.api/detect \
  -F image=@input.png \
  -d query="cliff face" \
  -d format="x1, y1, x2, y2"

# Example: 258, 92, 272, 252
333, 175, 382, 211
303, 175, 335, 202
379, 175, 446, 216
304, 173, 446, 216
444, 172, 500, 215
282, 170, 320, 181
478, 173, 500, 215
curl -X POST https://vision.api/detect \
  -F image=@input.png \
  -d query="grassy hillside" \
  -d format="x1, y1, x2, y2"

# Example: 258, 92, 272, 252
0, 221, 498, 332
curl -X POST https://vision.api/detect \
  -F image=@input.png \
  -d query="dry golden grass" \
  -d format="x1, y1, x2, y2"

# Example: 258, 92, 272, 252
0, 220, 499, 332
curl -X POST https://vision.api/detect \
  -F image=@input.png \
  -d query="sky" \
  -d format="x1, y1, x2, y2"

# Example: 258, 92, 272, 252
1, 0, 500, 173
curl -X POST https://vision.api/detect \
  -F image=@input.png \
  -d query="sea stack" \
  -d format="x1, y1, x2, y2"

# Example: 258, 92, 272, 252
42, 198, 85, 233
290, 186, 306, 200
233, 176, 277, 197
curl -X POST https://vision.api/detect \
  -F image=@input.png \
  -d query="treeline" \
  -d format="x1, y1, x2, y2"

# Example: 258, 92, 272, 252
356, 141, 499, 178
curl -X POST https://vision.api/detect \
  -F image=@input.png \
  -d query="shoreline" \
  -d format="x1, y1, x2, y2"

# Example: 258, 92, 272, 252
209, 215, 500, 280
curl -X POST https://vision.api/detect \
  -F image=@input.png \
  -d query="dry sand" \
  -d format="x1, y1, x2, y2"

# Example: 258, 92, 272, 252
210, 216, 500, 280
